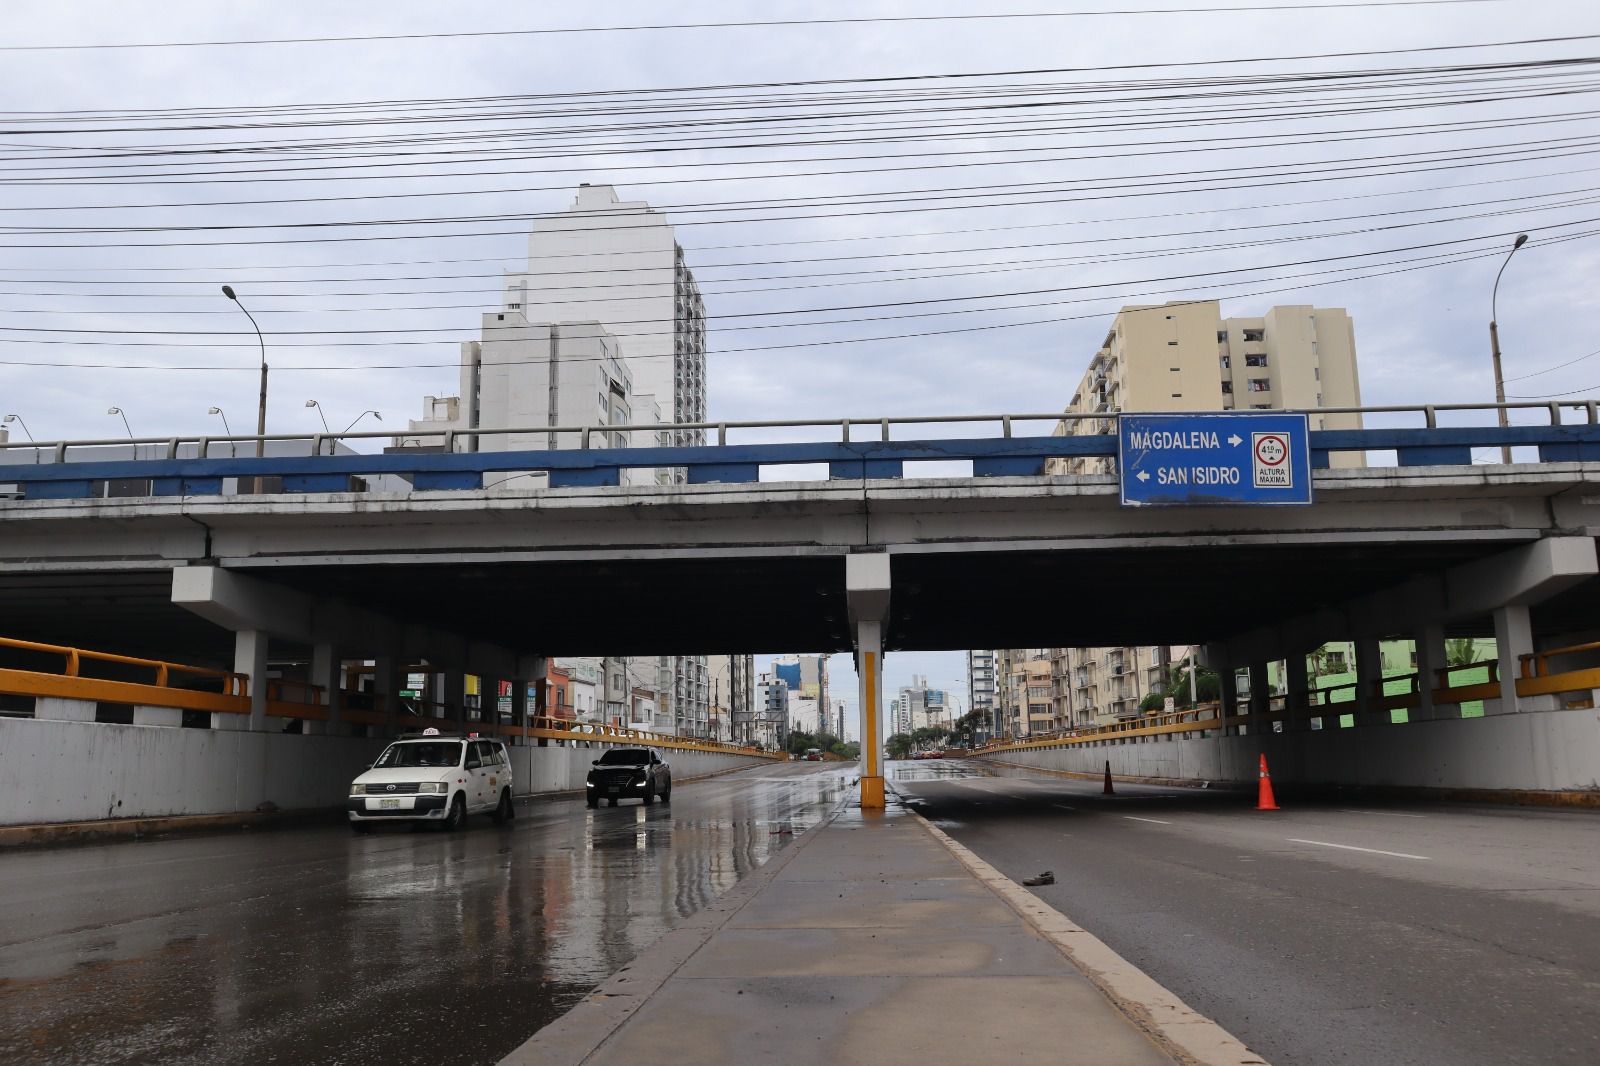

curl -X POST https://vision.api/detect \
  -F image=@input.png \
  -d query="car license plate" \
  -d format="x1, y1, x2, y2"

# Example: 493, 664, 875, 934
379, 798, 401, 809
607, 787, 619, 794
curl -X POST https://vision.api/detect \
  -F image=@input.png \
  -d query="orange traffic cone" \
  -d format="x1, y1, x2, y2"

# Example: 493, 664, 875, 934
1256, 753, 1280, 811
1102, 760, 1115, 796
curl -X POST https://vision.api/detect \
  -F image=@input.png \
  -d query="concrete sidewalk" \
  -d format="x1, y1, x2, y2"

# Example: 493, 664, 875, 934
505, 797, 1258, 1066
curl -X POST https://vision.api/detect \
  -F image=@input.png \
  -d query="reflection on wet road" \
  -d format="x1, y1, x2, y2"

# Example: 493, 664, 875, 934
0, 763, 853, 1066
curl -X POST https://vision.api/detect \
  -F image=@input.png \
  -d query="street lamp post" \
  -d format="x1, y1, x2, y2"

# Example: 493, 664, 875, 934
222, 285, 267, 490
207, 407, 236, 458
106, 407, 134, 460
1489, 233, 1529, 465
305, 399, 330, 433
2, 413, 34, 443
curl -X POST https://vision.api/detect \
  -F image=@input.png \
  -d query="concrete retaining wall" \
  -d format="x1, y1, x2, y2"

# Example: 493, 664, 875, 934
972, 708, 1600, 794
0, 717, 774, 826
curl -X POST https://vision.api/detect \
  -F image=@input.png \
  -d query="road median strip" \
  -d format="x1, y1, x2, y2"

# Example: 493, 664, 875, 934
909, 808, 1268, 1066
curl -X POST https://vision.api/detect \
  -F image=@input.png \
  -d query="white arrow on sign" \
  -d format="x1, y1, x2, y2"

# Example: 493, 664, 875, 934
1136, 470, 1151, 482
1227, 434, 1243, 446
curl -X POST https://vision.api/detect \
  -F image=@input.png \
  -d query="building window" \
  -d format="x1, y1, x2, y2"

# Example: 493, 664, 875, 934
1221, 381, 1233, 394
1216, 330, 1228, 342
1220, 356, 1230, 370
1170, 367, 1181, 372
1242, 328, 1265, 342
1167, 340, 1178, 346
1248, 379, 1270, 392
1171, 393, 1182, 398
1251, 403, 1272, 409
1314, 367, 1320, 380
1245, 354, 1269, 367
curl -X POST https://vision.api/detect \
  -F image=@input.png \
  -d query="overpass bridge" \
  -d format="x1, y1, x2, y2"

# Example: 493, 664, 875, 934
3, 403, 1599, 813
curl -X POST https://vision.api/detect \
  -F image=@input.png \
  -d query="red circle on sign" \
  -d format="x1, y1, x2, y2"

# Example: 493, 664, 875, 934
1255, 434, 1287, 466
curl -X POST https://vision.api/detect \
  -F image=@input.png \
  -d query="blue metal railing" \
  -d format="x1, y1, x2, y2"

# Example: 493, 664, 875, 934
1, 404, 1597, 501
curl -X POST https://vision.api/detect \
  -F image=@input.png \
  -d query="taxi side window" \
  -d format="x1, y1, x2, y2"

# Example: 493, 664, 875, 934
465, 743, 484, 769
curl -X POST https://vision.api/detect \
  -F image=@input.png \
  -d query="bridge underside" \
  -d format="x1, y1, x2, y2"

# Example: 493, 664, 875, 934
3, 538, 1597, 667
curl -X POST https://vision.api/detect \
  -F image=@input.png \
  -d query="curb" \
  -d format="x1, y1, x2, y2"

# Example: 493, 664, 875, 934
497, 794, 845, 1066
0, 807, 338, 849
908, 808, 1268, 1066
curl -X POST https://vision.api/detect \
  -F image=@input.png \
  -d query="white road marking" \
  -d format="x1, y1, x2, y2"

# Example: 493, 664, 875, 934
1052, 804, 1076, 811
1339, 809, 1427, 819
1123, 816, 1172, 825
1289, 838, 1431, 860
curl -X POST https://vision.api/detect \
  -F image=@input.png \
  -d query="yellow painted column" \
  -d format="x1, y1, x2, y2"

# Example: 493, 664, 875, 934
858, 619, 885, 810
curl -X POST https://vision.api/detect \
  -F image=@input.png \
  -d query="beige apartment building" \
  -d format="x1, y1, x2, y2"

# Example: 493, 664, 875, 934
995, 650, 1054, 738
1050, 300, 1364, 475
1027, 300, 1365, 728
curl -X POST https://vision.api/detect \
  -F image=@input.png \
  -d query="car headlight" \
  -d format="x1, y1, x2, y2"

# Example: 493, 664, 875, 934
419, 782, 448, 794
635, 775, 649, 787
350, 783, 366, 795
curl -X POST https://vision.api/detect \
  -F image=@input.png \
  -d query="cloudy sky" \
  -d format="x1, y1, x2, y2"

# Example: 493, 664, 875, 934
2, 1, 1596, 733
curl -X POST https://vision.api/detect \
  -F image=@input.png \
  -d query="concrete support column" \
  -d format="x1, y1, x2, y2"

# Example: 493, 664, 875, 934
443, 671, 466, 731
510, 677, 528, 745
532, 657, 549, 719
1493, 603, 1533, 714
307, 642, 344, 736
846, 553, 892, 811
133, 705, 183, 727
1354, 638, 1382, 726
374, 656, 397, 737
1285, 652, 1310, 723
35, 697, 96, 722
1415, 623, 1448, 720
1217, 669, 1238, 736
531, 657, 549, 746
223, 629, 268, 732
856, 618, 886, 809
1248, 661, 1270, 719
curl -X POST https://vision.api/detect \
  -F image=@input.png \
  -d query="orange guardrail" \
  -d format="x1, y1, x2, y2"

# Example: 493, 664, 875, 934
975, 702, 1228, 754
0, 635, 250, 715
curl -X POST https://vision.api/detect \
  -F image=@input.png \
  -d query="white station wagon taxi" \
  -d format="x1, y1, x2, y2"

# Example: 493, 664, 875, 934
348, 730, 514, 832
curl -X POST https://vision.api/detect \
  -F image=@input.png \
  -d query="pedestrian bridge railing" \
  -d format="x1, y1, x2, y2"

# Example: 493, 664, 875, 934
3, 402, 1598, 500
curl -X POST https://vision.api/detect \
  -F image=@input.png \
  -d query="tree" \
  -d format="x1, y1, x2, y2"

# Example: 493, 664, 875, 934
1138, 661, 1220, 713
886, 732, 913, 759
1445, 638, 1479, 667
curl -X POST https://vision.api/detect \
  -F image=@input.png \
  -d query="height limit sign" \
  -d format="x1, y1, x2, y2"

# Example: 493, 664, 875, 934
1252, 431, 1291, 487
1118, 412, 1313, 506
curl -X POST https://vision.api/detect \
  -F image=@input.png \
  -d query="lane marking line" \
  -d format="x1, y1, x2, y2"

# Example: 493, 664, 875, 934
1052, 803, 1076, 811
1338, 809, 1427, 819
1123, 815, 1172, 825
1289, 838, 1430, 860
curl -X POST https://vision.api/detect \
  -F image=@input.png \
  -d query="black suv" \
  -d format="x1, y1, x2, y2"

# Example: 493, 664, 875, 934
587, 747, 672, 807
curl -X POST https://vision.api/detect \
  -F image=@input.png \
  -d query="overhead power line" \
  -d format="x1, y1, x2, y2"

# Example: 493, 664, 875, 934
0, 3, 1514, 53
4, 233, 1593, 372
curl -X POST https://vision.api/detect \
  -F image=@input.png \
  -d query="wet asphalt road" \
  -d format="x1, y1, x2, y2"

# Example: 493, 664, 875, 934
893, 759, 1600, 1066
0, 762, 853, 1066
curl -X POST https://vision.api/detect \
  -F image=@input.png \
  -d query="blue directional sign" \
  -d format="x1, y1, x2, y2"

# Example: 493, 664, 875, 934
1118, 412, 1313, 506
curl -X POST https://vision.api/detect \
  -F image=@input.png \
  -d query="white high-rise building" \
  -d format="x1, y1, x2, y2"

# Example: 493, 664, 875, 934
509, 185, 709, 735
504, 183, 707, 449
968, 650, 997, 738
